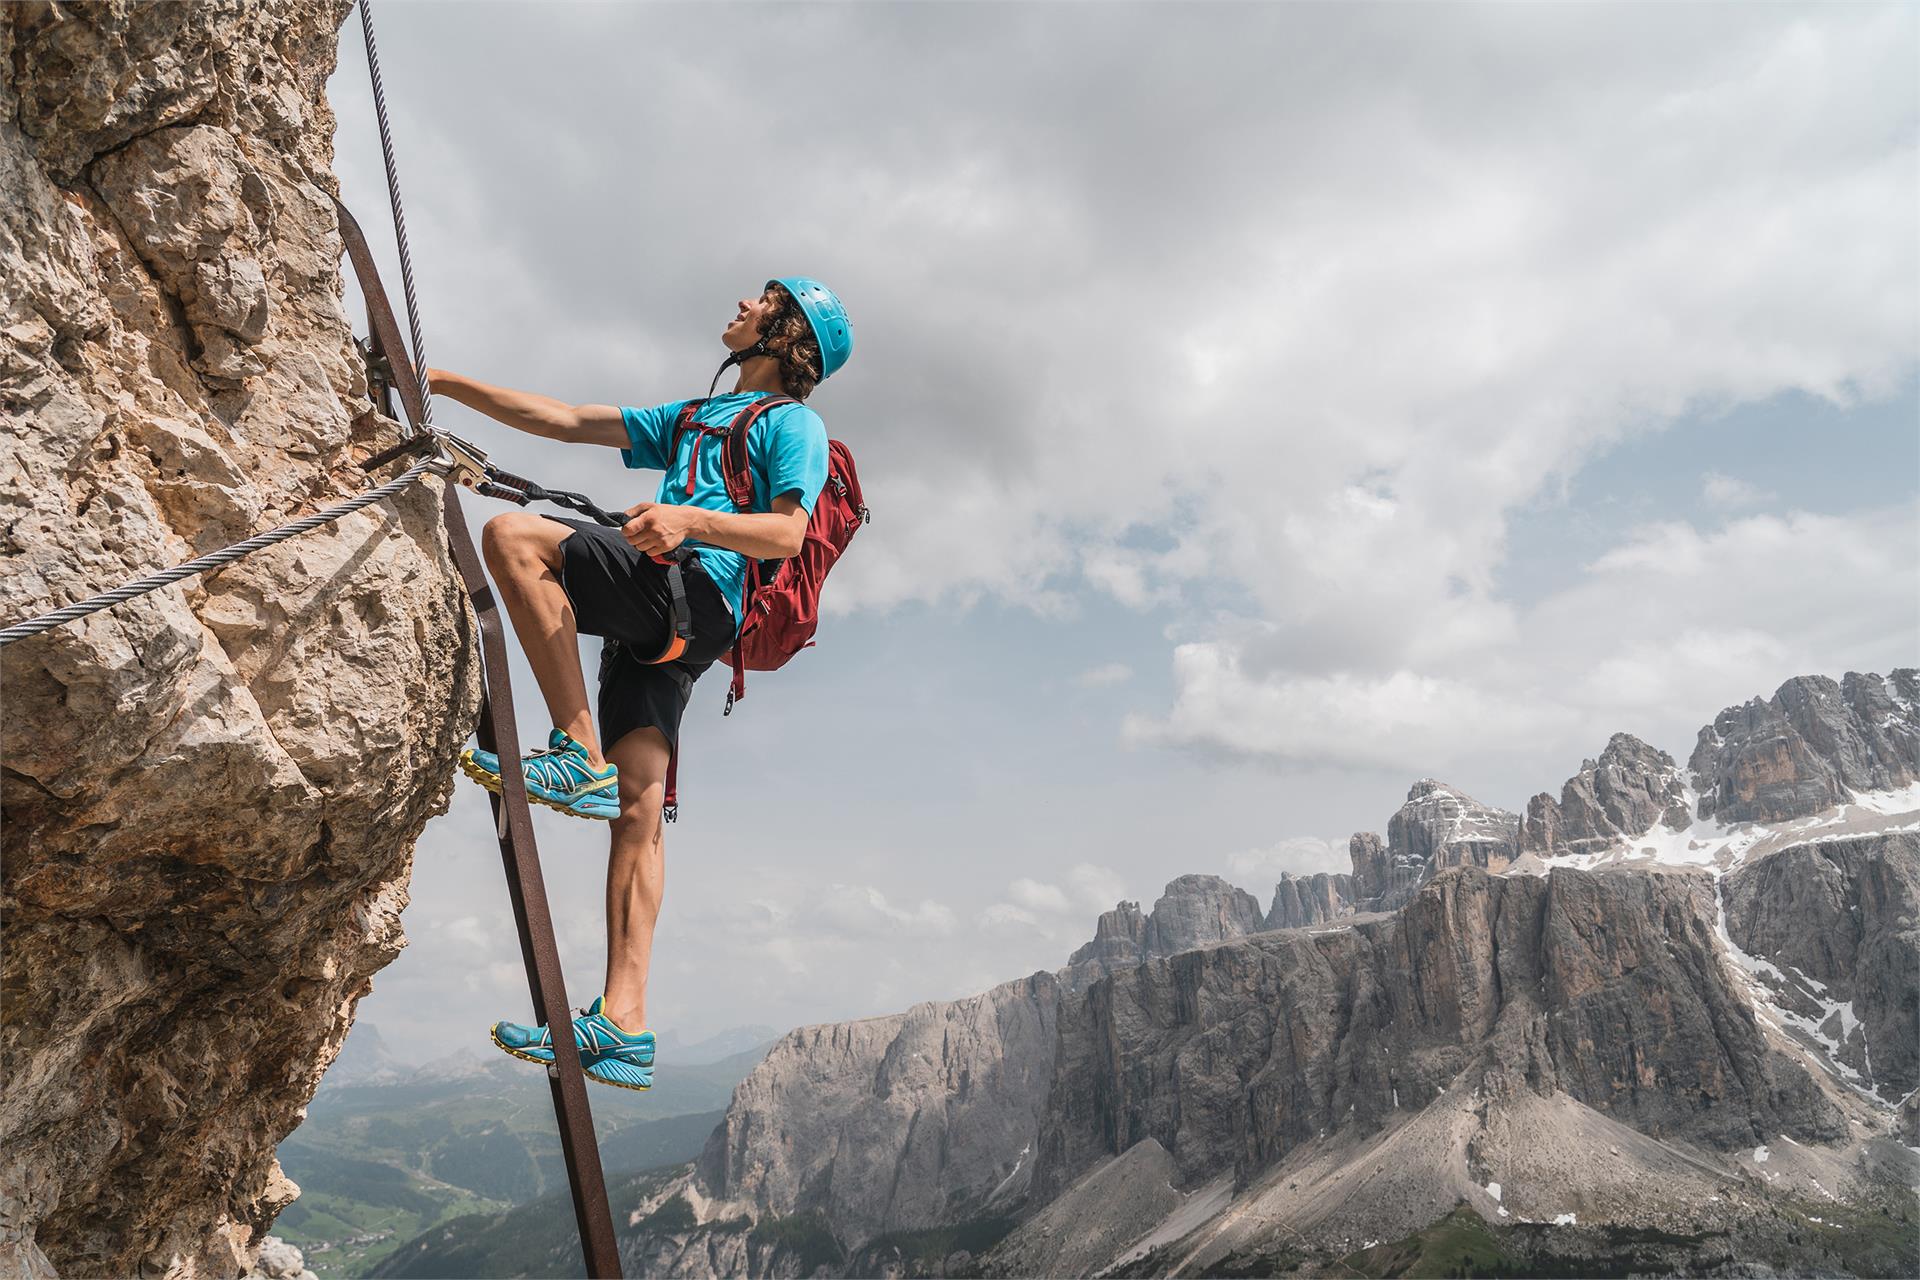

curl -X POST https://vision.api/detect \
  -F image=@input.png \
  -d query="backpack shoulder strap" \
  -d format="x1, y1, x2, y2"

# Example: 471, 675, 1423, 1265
719, 395, 797, 512
667, 399, 708, 470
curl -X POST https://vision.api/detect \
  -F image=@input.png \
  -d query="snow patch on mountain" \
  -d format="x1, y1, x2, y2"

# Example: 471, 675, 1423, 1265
1713, 878, 1890, 1109
1510, 782, 1920, 878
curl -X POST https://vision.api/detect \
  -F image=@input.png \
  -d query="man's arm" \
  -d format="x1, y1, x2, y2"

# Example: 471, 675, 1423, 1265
425, 368, 627, 448
623, 495, 809, 560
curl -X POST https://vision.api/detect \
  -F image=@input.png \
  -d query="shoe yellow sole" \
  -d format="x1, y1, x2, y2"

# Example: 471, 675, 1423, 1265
459, 751, 617, 821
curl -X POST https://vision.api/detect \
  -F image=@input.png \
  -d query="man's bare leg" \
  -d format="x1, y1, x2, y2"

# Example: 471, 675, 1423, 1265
602, 728, 670, 1032
480, 512, 604, 766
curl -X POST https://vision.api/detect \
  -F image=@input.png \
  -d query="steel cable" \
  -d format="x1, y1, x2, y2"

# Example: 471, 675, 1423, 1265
357, 0, 434, 429
0, 459, 437, 647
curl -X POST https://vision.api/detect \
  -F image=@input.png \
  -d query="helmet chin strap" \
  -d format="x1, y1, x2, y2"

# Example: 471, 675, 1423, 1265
708, 339, 770, 397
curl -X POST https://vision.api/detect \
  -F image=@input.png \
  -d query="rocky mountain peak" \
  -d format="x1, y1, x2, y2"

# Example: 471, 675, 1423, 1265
633, 668, 1920, 1280
1690, 669, 1919, 823
1521, 731, 1692, 857
1064, 875, 1267, 984
1348, 780, 1520, 911
1264, 871, 1354, 929
1064, 900, 1147, 973
1145, 874, 1266, 954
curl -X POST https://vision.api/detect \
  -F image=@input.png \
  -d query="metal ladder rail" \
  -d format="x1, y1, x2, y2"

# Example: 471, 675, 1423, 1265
340, 196, 623, 1277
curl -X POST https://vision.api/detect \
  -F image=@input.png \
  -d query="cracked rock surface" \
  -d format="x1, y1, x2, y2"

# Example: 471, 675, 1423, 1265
1, 3, 478, 1276
1691, 671, 1920, 824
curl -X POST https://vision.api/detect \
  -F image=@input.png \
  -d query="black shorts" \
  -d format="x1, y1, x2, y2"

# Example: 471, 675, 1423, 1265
552, 518, 737, 755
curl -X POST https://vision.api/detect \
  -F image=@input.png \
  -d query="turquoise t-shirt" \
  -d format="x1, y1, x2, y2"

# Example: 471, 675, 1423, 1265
618, 391, 830, 624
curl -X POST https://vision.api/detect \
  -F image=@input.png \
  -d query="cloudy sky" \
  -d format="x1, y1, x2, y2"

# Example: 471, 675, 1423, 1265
326, 1, 1917, 1065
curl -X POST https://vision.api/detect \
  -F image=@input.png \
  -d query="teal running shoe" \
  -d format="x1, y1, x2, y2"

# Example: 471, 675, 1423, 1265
565, 790, 622, 822
460, 728, 618, 818
489, 996, 656, 1092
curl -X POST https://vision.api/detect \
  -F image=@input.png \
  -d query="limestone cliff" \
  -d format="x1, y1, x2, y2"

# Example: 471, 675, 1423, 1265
1033, 866, 1845, 1203
1691, 671, 1919, 823
1062, 875, 1267, 987
1342, 780, 1522, 914
1520, 732, 1692, 857
1722, 833, 1919, 1104
1, 3, 477, 1276
1262, 871, 1352, 929
693, 974, 1059, 1246
609, 672, 1918, 1278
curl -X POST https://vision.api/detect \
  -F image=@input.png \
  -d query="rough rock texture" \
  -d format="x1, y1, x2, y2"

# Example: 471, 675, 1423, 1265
1345, 830, 1412, 913
1, 4, 477, 1277
1263, 872, 1353, 930
241, 1237, 316, 1280
1690, 670, 1920, 824
1033, 867, 1843, 1202
616, 673, 1917, 1278
1522, 733, 1692, 856
1063, 899, 1147, 979
1143, 874, 1267, 955
1390, 780, 1521, 877
1722, 833, 1920, 1103
694, 973, 1060, 1245
1063, 875, 1267, 987
618, 1215, 781, 1280
985, 1138, 1184, 1280
1351, 781, 1520, 912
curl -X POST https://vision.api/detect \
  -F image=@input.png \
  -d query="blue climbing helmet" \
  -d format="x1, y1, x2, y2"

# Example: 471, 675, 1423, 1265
768, 277, 853, 382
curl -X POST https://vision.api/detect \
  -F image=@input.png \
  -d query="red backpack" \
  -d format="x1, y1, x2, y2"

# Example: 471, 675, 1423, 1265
662, 396, 869, 816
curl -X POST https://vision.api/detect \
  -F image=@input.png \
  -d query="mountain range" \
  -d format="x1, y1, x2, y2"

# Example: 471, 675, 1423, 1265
379, 670, 1919, 1279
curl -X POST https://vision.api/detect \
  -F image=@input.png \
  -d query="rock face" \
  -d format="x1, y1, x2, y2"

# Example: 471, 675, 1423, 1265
1064, 900, 1148, 977
1722, 833, 1920, 1103
1263, 871, 1353, 929
1063, 875, 1267, 986
616, 674, 1918, 1278
1032, 866, 1843, 1202
984, 1138, 1183, 1280
1142, 874, 1266, 955
1691, 670, 1920, 824
1351, 781, 1520, 912
1, 5, 476, 1277
694, 973, 1059, 1246
1345, 830, 1412, 912
1522, 733, 1692, 856
242, 1236, 317, 1280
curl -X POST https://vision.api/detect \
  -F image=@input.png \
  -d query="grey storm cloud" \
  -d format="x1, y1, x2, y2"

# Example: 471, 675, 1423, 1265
365, 1, 1906, 596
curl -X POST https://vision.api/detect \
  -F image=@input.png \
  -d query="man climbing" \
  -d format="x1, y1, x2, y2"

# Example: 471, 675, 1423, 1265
423, 278, 852, 1090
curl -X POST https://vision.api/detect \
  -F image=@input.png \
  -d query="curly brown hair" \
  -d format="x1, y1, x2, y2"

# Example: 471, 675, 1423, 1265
759, 283, 823, 401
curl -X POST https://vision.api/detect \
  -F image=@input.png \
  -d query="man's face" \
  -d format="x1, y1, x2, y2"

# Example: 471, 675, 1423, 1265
723, 288, 778, 353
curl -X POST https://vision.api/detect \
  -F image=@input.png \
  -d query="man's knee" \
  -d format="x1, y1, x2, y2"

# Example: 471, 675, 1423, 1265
482, 511, 560, 572
611, 800, 663, 846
